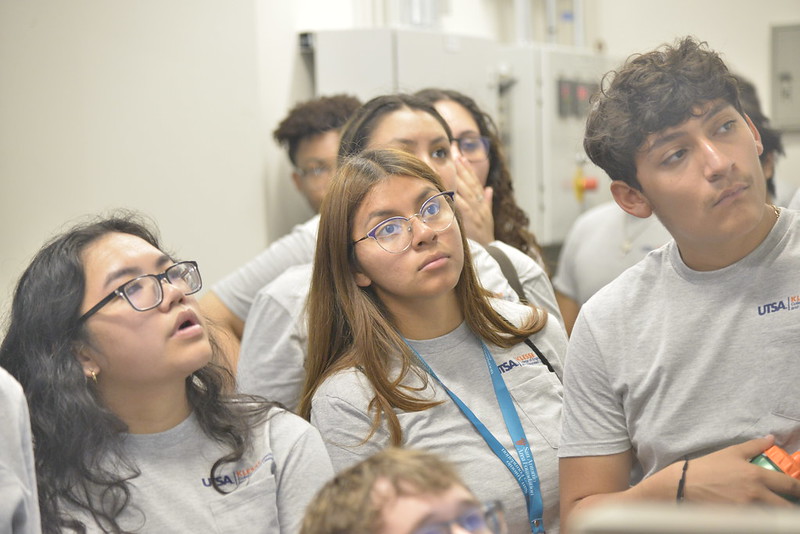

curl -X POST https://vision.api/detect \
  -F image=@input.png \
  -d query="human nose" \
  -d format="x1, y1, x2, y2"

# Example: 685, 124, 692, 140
409, 214, 438, 248
451, 140, 464, 159
157, 277, 185, 310
700, 139, 733, 181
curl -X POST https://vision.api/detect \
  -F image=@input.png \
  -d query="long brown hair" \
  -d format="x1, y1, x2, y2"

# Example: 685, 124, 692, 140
299, 149, 547, 444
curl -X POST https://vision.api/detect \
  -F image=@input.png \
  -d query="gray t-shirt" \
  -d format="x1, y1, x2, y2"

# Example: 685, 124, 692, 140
0, 368, 41, 534
237, 241, 563, 410
62, 408, 333, 533
560, 208, 800, 479
553, 202, 671, 305
310, 299, 566, 534
212, 215, 321, 321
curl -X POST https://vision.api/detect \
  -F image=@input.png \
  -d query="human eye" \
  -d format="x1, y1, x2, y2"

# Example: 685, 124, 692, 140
421, 197, 442, 217
459, 137, 481, 153
717, 119, 736, 134
122, 276, 155, 308
375, 219, 406, 239
458, 508, 487, 531
661, 148, 687, 166
124, 277, 147, 297
432, 146, 450, 159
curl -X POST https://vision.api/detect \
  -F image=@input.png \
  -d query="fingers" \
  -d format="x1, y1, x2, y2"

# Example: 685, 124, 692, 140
734, 435, 775, 459
454, 155, 482, 194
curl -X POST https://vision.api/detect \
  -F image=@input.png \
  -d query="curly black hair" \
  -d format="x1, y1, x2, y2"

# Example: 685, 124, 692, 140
274, 94, 362, 165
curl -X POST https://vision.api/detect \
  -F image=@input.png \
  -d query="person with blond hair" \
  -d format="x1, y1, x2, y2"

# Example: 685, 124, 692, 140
301, 447, 507, 534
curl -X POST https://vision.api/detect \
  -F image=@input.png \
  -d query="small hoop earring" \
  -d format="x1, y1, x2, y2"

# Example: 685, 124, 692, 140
91, 370, 98, 384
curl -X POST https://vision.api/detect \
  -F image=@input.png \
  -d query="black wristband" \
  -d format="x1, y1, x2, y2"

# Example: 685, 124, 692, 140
676, 457, 689, 502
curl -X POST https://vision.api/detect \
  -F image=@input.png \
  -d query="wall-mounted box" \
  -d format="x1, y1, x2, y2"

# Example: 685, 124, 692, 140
771, 24, 800, 132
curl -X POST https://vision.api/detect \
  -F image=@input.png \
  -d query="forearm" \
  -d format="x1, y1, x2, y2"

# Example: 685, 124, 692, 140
562, 456, 685, 533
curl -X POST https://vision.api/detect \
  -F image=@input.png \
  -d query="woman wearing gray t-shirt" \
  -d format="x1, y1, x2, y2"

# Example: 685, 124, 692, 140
0, 213, 333, 533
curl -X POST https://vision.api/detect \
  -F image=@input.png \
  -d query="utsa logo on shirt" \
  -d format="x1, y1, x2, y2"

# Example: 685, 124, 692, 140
200, 453, 273, 488
758, 294, 800, 316
497, 352, 544, 374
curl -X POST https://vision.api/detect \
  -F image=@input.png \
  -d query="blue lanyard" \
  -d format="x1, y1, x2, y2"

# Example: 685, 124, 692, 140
405, 339, 546, 534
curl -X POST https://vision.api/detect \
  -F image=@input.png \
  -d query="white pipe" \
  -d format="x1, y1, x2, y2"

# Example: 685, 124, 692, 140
546, 0, 557, 43
513, 0, 533, 44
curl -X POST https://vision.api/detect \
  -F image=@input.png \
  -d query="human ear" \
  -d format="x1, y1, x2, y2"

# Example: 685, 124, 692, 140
353, 270, 372, 288
74, 341, 101, 380
743, 113, 764, 157
610, 180, 653, 218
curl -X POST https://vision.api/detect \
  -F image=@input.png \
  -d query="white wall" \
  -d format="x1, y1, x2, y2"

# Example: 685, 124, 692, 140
0, 0, 269, 317
2, 0, 798, 319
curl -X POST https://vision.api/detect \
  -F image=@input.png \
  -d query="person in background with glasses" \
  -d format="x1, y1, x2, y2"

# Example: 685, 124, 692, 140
300, 149, 565, 533
0, 212, 333, 533
415, 89, 545, 267
236, 94, 563, 412
201, 94, 360, 367
301, 447, 507, 534
274, 94, 363, 214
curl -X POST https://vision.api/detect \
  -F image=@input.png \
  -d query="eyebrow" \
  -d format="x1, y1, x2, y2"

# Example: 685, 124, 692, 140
387, 135, 450, 147
643, 100, 732, 155
365, 187, 440, 224
102, 254, 172, 289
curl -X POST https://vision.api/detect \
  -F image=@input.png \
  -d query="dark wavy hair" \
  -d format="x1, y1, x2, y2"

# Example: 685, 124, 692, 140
584, 37, 742, 190
0, 211, 274, 533
274, 94, 362, 165
415, 88, 544, 260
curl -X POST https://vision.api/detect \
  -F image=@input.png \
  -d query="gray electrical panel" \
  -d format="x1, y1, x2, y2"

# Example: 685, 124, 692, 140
772, 24, 800, 131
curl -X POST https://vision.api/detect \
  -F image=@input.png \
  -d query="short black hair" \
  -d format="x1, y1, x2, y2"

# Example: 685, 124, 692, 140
273, 94, 362, 165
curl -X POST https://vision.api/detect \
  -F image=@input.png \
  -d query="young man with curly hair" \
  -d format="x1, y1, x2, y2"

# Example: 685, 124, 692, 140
559, 37, 800, 530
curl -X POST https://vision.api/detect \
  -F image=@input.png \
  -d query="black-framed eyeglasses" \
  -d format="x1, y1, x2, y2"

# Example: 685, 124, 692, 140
411, 501, 507, 534
78, 261, 202, 324
352, 191, 456, 254
453, 135, 490, 162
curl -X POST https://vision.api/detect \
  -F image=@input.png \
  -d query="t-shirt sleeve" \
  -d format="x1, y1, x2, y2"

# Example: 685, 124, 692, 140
310, 374, 389, 473
238, 280, 308, 411
212, 217, 318, 320
270, 412, 334, 534
0, 369, 41, 534
552, 221, 581, 302
558, 311, 632, 458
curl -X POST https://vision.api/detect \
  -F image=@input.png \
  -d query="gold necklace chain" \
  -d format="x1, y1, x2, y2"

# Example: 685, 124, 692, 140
772, 204, 781, 221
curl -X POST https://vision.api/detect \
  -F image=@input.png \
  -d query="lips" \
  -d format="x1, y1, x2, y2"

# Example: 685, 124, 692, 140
714, 184, 747, 206
172, 308, 201, 336
419, 252, 449, 271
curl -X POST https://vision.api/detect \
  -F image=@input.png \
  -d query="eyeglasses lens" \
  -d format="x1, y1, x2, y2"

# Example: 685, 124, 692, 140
456, 136, 489, 162
167, 262, 202, 295
411, 502, 505, 534
375, 193, 455, 253
123, 276, 161, 311
122, 262, 201, 312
